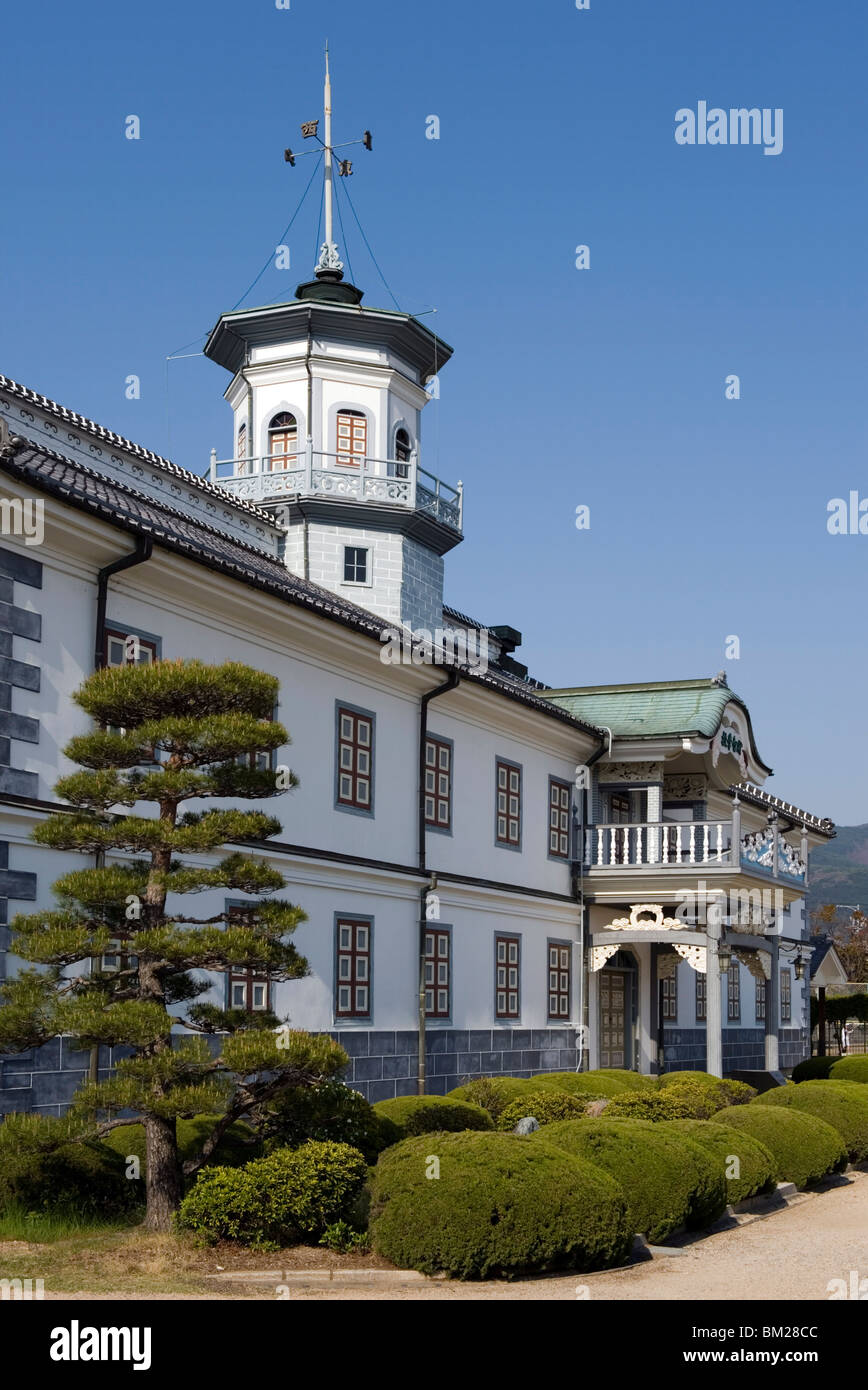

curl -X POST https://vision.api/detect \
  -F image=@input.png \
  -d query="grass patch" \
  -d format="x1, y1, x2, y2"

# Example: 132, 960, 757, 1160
0, 1204, 137, 1244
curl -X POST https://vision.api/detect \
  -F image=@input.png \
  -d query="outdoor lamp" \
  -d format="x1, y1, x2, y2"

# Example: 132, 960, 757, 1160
718, 942, 732, 973
794, 956, 805, 980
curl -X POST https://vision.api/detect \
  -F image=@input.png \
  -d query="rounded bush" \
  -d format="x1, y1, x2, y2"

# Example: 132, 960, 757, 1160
603, 1085, 720, 1121
713, 1104, 847, 1188
372, 1095, 493, 1140
659, 1073, 756, 1107
661, 1119, 777, 1204
0, 1117, 139, 1218
260, 1080, 396, 1163
792, 1056, 836, 1083
587, 1069, 656, 1092
659, 1069, 723, 1088
539, 1117, 726, 1241
750, 1080, 868, 1162
447, 1077, 535, 1120
369, 1131, 632, 1278
829, 1056, 868, 1085
178, 1139, 367, 1248
496, 1089, 589, 1130
530, 1071, 631, 1099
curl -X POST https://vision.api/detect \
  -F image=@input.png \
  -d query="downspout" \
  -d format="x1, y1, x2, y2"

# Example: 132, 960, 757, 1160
417, 669, 460, 1095
574, 728, 610, 1071
89, 537, 154, 1081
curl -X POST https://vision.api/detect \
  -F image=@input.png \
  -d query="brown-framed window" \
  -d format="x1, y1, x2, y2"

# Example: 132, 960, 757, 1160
662, 972, 678, 1021
236, 422, 248, 474
695, 971, 707, 1022
336, 410, 366, 466
227, 904, 271, 1013
104, 628, 157, 668
336, 706, 374, 812
267, 411, 298, 470
547, 941, 571, 1020
425, 928, 450, 1018
780, 969, 791, 1023
336, 917, 372, 1018
495, 759, 521, 848
495, 934, 520, 1018
756, 977, 767, 1023
548, 776, 571, 859
424, 736, 452, 831
727, 960, 741, 1022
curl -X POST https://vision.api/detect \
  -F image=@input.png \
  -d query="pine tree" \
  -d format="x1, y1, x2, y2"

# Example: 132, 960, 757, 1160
0, 659, 346, 1230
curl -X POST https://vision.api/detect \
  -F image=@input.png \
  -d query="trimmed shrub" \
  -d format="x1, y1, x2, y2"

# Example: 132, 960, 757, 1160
603, 1085, 720, 1121
496, 1089, 590, 1130
0, 1114, 139, 1219
102, 1113, 261, 1184
530, 1071, 632, 1099
447, 1077, 535, 1120
539, 1118, 727, 1241
661, 1119, 777, 1204
750, 1080, 868, 1162
177, 1140, 367, 1249
587, 1069, 656, 1092
260, 1080, 397, 1163
829, 1056, 868, 1085
369, 1131, 632, 1278
372, 1095, 493, 1139
659, 1069, 723, 1088
792, 1056, 837, 1083
659, 1072, 756, 1106
713, 1105, 847, 1188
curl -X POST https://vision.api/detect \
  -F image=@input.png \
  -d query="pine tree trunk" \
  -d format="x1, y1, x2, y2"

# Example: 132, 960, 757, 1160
143, 1114, 182, 1231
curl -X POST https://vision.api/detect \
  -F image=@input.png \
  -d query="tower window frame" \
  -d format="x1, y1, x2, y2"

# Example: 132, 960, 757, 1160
267, 411, 299, 472
336, 409, 367, 467
390, 426, 412, 480
342, 546, 369, 585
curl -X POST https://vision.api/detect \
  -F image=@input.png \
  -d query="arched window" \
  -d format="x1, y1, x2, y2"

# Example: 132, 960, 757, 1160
391, 426, 412, 479
267, 412, 298, 471
336, 410, 367, 466
236, 423, 248, 475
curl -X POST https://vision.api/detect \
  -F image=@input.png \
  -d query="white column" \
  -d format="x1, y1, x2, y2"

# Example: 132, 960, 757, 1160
588, 966, 600, 1070
705, 921, 723, 1077
633, 942, 655, 1075
765, 935, 780, 1070
647, 782, 662, 864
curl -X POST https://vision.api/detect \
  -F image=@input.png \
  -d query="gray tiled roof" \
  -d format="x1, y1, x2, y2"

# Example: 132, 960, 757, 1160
0, 438, 603, 740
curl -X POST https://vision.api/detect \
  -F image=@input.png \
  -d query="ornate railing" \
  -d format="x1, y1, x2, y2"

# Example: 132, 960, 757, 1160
583, 817, 808, 883
209, 448, 463, 533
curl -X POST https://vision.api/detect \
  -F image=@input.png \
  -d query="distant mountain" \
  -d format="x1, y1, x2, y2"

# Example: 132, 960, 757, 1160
808, 825, 868, 918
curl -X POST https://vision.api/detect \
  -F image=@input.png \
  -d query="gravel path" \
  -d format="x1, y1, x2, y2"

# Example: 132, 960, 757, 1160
281, 1171, 868, 1302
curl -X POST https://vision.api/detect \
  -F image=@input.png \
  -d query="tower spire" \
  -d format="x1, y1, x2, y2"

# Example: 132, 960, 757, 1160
283, 47, 373, 303
317, 41, 344, 280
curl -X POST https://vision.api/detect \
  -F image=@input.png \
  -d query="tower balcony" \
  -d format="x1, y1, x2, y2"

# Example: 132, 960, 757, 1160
582, 813, 809, 905
209, 446, 463, 535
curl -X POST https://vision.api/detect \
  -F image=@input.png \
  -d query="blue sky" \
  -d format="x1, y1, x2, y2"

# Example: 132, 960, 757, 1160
1, 0, 866, 822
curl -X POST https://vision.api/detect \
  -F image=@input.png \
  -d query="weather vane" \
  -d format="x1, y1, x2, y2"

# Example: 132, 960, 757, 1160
283, 42, 372, 279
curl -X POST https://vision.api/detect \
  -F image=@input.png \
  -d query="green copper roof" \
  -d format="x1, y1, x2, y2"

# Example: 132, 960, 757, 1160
545, 676, 771, 772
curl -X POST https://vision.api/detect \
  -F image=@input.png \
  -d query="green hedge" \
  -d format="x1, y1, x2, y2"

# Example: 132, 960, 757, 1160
588, 1069, 656, 1091
259, 1081, 397, 1163
530, 1071, 631, 1099
750, 1080, 868, 1162
177, 1140, 367, 1249
0, 1115, 139, 1219
659, 1073, 756, 1106
712, 1104, 847, 1188
102, 1113, 261, 1184
660, 1119, 777, 1204
372, 1095, 493, 1140
369, 1131, 632, 1278
792, 1056, 836, 1083
829, 1056, 868, 1085
539, 1117, 727, 1241
604, 1084, 719, 1122
659, 1069, 722, 1089
447, 1077, 535, 1120
496, 1089, 589, 1130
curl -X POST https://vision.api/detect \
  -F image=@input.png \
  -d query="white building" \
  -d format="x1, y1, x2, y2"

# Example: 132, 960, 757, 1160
0, 71, 835, 1114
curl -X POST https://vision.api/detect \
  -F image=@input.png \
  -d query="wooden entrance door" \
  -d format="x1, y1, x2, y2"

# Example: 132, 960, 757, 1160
599, 969, 628, 1068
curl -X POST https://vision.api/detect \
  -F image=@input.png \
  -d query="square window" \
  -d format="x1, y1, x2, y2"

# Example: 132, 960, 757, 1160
343, 547, 368, 584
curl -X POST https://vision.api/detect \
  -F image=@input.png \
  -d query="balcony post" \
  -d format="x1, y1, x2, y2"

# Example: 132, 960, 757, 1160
731, 797, 741, 868
410, 447, 419, 509
209, 449, 217, 484
304, 438, 313, 492
800, 828, 809, 885
770, 812, 779, 879
457, 480, 464, 530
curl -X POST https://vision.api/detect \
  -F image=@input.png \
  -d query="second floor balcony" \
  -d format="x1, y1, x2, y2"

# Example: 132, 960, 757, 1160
209, 446, 464, 535
583, 814, 808, 886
